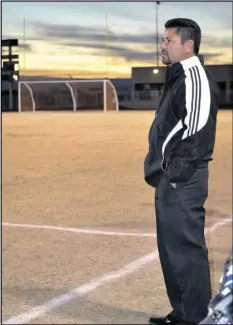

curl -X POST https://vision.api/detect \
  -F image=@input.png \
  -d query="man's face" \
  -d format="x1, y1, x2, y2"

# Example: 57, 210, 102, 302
160, 28, 189, 65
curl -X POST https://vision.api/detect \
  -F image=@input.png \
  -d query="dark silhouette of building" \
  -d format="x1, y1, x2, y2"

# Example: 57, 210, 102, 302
1, 39, 19, 111
122, 63, 233, 110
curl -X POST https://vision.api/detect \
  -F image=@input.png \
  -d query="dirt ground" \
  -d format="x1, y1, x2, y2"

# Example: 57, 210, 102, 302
2, 110, 232, 324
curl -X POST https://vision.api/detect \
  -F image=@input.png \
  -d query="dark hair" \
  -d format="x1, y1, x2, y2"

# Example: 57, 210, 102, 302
165, 18, 201, 55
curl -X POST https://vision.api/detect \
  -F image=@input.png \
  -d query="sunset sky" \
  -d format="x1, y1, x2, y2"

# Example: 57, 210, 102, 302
2, 1, 232, 78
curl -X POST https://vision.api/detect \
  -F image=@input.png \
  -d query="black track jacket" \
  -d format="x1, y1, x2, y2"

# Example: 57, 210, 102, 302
144, 55, 219, 188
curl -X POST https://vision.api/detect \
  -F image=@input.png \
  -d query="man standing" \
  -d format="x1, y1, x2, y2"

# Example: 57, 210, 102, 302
144, 18, 219, 325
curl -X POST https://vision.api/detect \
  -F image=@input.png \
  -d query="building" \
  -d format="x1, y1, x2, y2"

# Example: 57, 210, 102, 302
1, 39, 19, 111
120, 63, 233, 110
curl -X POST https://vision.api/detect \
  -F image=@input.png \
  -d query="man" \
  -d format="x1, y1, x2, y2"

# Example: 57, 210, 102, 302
144, 18, 219, 325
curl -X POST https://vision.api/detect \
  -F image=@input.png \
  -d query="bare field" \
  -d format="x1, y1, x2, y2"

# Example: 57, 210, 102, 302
2, 110, 232, 324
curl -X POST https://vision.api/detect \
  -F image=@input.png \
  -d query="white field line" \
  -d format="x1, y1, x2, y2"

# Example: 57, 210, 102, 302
3, 217, 232, 325
2, 222, 156, 238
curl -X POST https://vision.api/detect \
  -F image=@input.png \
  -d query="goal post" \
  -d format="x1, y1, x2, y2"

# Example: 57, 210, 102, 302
18, 79, 119, 112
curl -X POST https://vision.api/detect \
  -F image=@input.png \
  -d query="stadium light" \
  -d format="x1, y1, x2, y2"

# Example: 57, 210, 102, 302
153, 68, 159, 74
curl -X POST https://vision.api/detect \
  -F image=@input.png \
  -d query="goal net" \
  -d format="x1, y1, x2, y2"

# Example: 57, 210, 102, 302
18, 79, 119, 112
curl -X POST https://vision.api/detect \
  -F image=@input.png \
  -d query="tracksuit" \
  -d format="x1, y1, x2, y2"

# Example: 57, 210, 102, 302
144, 55, 219, 323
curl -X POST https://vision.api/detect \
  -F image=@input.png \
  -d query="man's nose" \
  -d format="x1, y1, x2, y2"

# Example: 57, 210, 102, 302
160, 41, 167, 50
161, 41, 167, 50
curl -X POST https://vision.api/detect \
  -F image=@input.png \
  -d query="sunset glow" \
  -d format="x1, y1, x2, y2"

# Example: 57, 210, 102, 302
2, 1, 232, 78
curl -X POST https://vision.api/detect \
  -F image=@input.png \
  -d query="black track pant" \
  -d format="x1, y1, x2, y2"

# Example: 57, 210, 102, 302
155, 165, 211, 323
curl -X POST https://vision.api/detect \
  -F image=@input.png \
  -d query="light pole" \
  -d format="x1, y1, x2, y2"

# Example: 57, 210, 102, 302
105, 12, 109, 79
155, 1, 160, 68
23, 18, 26, 71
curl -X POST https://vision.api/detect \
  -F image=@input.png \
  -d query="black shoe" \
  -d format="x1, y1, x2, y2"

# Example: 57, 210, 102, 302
149, 313, 181, 324
176, 321, 198, 325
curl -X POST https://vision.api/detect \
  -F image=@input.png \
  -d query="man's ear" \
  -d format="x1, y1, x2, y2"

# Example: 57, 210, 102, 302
185, 39, 194, 53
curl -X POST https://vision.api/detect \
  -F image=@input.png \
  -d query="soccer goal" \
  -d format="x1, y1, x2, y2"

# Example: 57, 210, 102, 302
18, 79, 119, 112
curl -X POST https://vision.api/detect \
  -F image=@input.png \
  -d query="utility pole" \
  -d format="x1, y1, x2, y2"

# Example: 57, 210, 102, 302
23, 18, 26, 71
105, 12, 109, 79
155, 2, 160, 67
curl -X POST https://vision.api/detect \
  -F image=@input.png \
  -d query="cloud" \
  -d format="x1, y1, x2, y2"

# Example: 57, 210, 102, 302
26, 21, 161, 62
56, 41, 156, 62
30, 20, 158, 46
63, 41, 222, 63
12, 21, 232, 64
199, 52, 223, 61
18, 43, 33, 52
2, 35, 33, 53
202, 35, 232, 49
